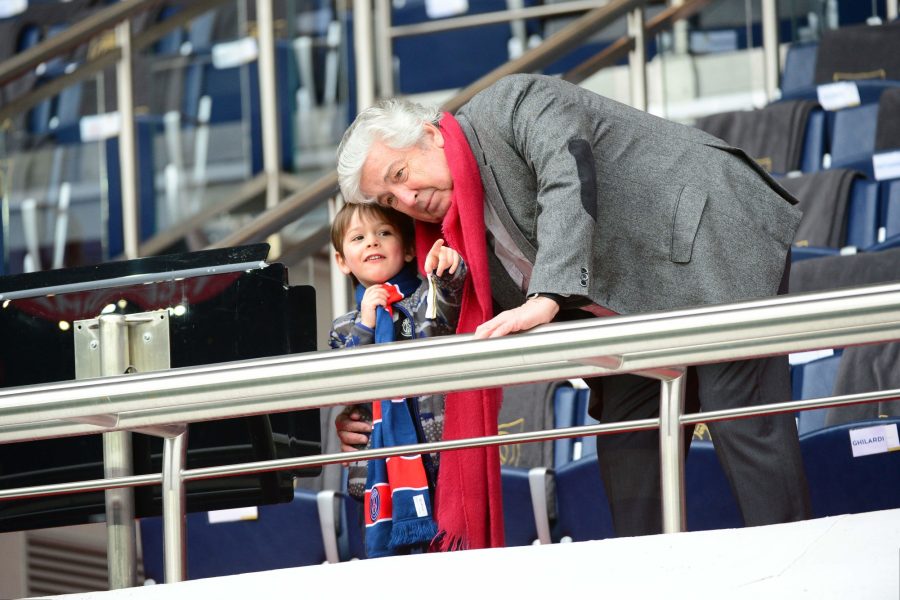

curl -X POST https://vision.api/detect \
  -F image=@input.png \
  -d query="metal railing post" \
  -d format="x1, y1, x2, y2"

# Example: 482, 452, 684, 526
653, 368, 687, 534
114, 19, 139, 260
98, 314, 137, 588
353, 0, 376, 111
374, 0, 394, 98
888, 0, 898, 21
627, 6, 648, 111
162, 426, 189, 583
255, 0, 282, 256
761, 0, 779, 101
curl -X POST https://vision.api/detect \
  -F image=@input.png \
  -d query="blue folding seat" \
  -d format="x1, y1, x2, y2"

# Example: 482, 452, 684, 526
501, 465, 554, 546
553, 454, 614, 542
844, 178, 881, 249
880, 178, 900, 241
801, 417, 900, 519
685, 439, 742, 531
140, 488, 344, 582
791, 351, 843, 435
829, 103, 880, 177
780, 41, 818, 98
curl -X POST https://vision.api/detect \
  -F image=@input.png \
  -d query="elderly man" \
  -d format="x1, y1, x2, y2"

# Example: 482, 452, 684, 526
335, 73, 810, 539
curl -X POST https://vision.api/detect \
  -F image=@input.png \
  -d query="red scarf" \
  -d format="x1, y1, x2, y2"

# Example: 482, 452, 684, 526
415, 112, 505, 551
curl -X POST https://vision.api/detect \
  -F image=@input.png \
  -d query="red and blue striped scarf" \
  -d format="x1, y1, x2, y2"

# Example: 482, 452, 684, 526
360, 265, 438, 557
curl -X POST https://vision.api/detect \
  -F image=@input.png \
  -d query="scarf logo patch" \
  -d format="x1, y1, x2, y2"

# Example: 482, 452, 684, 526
369, 486, 381, 523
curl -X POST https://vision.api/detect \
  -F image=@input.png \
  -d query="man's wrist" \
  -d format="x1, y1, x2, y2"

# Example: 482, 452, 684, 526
527, 292, 589, 310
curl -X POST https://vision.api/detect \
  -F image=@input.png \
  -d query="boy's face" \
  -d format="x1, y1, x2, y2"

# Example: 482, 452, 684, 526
335, 210, 414, 288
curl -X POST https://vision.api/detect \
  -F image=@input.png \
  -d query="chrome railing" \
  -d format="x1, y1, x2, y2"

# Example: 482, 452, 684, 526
1, 281, 900, 583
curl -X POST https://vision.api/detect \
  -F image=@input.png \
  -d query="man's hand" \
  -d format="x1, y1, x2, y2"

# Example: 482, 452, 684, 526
473, 295, 560, 339
423, 238, 461, 277
335, 407, 372, 453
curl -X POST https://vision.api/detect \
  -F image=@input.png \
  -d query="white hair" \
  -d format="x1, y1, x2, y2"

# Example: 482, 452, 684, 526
336, 98, 443, 204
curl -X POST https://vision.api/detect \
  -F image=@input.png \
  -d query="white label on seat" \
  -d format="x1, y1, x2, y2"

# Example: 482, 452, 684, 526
425, 0, 468, 19
212, 37, 259, 70
208, 506, 259, 523
788, 349, 834, 365
816, 82, 861, 111
79, 112, 121, 142
873, 151, 900, 181
849, 423, 900, 458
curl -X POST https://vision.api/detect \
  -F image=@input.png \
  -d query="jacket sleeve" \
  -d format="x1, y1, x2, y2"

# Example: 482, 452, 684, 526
467, 74, 599, 299
329, 310, 376, 349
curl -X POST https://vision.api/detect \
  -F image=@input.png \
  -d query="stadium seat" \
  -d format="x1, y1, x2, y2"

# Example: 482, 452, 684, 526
791, 351, 843, 435
845, 178, 881, 249
553, 454, 614, 542
829, 103, 880, 177
780, 41, 818, 98
501, 466, 554, 546
878, 178, 900, 242
685, 440, 743, 531
140, 488, 344, 582
801, 417, 900, 519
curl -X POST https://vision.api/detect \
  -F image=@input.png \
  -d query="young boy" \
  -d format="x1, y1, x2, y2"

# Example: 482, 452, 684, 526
328, 202, 467, 557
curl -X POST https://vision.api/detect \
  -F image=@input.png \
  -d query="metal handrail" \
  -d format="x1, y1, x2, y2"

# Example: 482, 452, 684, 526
3, 281, 900, 439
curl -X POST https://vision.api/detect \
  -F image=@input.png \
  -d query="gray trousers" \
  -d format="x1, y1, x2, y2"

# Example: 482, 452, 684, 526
587, 355, 811, 537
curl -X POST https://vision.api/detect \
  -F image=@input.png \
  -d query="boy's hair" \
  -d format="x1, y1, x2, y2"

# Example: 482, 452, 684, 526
330, 202, 416, 258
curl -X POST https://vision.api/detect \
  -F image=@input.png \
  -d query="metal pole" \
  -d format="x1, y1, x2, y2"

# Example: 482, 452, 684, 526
114, 20, 139, 260
352, 0, 375, 112
98, 314, 137, 589
656, 368, 687, 534
255, 0, 282, 256
670, 0, 688, 54
627, 6, 647, 111
328, 196, 350, 318
888, 0, 898, 21
761, 0, 779, 101
374, 0, 393, 98
161, 427, 189, 583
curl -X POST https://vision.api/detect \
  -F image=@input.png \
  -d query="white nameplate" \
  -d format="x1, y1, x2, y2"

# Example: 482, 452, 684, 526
873, 151, 900, 181
212, 37, 259, 70
849, 423, 900, 458
425, 0, 468, 19
208, 506, 259, 523
79, 112, 121, 142
816, 82, 861, 111
788, 349, 835, 366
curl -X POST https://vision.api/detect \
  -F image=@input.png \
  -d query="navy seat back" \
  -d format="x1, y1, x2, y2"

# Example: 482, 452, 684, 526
845, 178, 881, 249
882, 178, 900, 240
829, 103, 880, 176
791, 351, 843, 435
685, 440, 742, 531
553, 455, 614, 542
781, 41, 818, 97
801, 418, 900, 519
140, 489, 329, 582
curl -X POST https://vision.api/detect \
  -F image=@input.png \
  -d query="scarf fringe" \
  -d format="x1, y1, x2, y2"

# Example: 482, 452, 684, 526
390, 518, 438, 550
430, 530, 466, 553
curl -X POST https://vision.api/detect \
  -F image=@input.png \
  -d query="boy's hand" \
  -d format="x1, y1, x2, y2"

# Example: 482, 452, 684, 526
359, 285, 390, 328
335, 408, 372, 453
424, 238, 461, 277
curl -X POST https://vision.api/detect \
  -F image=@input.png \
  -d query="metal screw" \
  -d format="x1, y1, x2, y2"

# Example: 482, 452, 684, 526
143, 332, 152, 343
89, 340, 98, 350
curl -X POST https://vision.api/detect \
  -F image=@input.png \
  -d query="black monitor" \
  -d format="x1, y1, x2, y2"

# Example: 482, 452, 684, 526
0, 244, 322, 533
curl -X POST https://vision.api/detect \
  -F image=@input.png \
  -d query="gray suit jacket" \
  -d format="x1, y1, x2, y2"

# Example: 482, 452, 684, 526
455, 74, 802, 315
